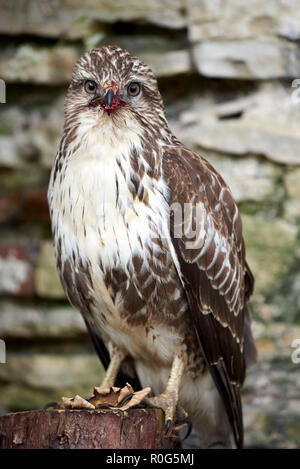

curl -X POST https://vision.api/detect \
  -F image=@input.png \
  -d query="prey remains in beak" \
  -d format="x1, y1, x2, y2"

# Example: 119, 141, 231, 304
90, 82, 126, 116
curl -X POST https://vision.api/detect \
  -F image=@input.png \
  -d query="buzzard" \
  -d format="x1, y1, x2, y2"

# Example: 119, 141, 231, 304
48, 45, 256, 448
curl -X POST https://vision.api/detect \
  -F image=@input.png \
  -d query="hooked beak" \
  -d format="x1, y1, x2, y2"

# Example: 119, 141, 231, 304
103, 88, 115, 115
90, 83, 127, 115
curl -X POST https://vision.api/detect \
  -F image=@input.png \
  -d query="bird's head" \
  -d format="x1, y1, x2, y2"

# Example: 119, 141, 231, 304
65, 45, 167, 135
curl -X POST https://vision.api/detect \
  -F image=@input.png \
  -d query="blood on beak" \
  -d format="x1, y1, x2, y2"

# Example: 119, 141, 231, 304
89, 84, 127, 115
100, 84, 127, 115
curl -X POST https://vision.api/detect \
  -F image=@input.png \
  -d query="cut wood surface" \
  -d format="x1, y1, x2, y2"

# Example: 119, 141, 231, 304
0, 408, 179, 449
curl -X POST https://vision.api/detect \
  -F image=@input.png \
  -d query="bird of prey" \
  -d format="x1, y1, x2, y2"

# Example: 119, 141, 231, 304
48, 45, 256, 449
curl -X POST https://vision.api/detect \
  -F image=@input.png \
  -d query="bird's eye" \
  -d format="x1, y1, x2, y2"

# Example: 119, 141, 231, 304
127, 82, 141, 97
84, 80, 97, 94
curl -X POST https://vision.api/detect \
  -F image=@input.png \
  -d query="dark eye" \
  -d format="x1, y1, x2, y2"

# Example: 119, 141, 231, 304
84, 80, 97, 94
127, 82, 141, 97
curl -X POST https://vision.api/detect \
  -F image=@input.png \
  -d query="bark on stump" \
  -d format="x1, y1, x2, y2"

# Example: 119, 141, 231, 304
0, 408, 179, 449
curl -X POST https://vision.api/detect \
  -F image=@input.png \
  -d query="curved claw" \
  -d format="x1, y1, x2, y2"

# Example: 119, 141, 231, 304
183, 418, 193, 441
119, 393, 134, 407
43, 401, 60, 410
165, 418, 172, 436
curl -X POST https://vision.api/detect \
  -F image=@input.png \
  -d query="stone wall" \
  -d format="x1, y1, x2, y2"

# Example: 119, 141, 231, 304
0, 0, 300, 448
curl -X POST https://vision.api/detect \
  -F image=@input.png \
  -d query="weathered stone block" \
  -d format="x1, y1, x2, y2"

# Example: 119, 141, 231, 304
242, 215, 297, 295
0, 107, 30, 167
0, 352, 101, 390
0, 242, 36, 296
0, 301, 85, 338
174, 83, 300, 165
0, 100, 64, 169
187, 0, 300, 42
0, 44, 193, 85
0, 45, 79, 85
187, 0, 300, 79
192, 38, 300, 79
284, 168, 300, 220
0, 0, 186, 38
35, 241, 66, 299
0, 349, 103, 411
142, 50, 193, 77
0, 188, 49, 227
242, 320, 300, 448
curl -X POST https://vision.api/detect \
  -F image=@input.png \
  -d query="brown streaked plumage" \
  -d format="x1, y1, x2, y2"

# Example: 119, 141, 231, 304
48, 45, 256, 448
163, 146, 255, 445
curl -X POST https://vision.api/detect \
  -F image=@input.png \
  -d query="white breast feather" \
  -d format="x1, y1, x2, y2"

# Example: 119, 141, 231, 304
49, 117, 180, 363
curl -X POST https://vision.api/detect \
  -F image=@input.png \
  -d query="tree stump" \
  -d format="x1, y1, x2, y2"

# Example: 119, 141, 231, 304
0, 408, 179, 449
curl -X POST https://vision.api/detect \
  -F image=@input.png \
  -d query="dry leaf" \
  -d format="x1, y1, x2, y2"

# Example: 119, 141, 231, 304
61, 395, 95, 410
90, 386, 120, 407
60, 384, 151, 411
118, 387, 151, 411
93, 386, 111, 395
117, 383, 134, 404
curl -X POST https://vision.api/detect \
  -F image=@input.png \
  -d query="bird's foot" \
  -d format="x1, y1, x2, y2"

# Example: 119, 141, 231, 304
144, 392, 188, 437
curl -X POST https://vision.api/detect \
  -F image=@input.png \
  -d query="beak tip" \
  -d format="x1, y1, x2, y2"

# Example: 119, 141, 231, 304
104, 88, 115, 109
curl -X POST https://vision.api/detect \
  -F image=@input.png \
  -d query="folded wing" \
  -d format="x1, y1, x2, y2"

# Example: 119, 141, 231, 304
163, 146, 254, 448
